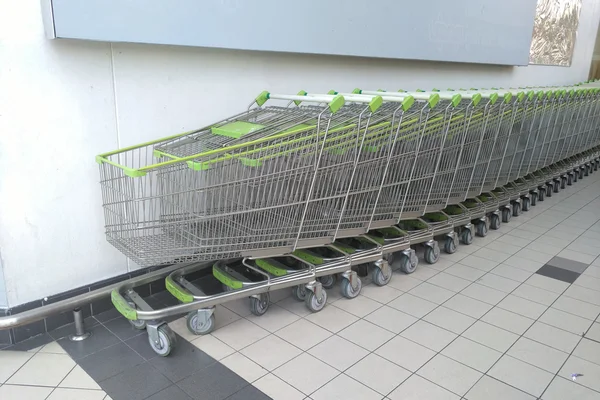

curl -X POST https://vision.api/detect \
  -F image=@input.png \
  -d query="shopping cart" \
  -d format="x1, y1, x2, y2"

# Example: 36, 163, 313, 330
98, 83, 600, 356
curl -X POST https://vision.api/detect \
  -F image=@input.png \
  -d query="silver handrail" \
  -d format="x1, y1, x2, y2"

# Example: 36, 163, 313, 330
0, 263, 185, 330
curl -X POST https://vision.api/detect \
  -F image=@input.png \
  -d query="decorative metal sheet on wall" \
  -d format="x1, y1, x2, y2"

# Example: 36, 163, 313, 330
529, 0, 582, 66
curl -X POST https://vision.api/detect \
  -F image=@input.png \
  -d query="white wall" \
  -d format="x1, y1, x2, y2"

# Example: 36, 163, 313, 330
1, 0, 599, 307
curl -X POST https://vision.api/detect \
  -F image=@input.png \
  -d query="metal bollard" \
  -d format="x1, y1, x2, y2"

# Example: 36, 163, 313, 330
69, 308, 91, 341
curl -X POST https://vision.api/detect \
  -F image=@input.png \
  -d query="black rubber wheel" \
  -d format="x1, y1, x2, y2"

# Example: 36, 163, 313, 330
522, 197, 531, 212
512, 202, 521, 217
149, 325, 177, 357
573, 171, 578, 182
579, 168, 584, 179
476, 221, 488, 237
553, 181, 560, 193
186, 312, 215, 335
318, 274, 337, 289
424, 245, 440, 264
567, 174, 573, 186
546, 185, 552, 198
461, 228, 474, 245
292, 285, 307, 302
490, 214, 501, 230
560, 177, 567, 190
371, 265, 392, 287
585, 165, 590, 176
502, 208, 512, 223
305, 290, 327, 313
530, 192, 537, 206
399, 254, 418, 274
538, 188, 545, 201
341, 278, 362, 299
444, 237, 457, 254
250, 293, 270, 316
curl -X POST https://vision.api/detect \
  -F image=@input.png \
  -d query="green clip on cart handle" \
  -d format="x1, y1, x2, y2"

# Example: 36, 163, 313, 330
362, 89, 441, 108
255, 91, 346, 113
304, 92, 384, 113
339, 91, 415, 112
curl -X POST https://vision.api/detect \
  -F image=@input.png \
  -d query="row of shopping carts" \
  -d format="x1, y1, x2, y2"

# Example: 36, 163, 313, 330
97, 81, 600, 355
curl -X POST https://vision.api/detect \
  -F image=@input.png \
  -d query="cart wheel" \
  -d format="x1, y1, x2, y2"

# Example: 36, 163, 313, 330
476, 221, 488, 237
148, 325, 176, 357
341, 277, 362, 299
318, 274, 337, 289
130, 318, 147, 330
538, 188, 545, 201
502, 208, 512, 223
424, 245, 440, 264
512, 202, 521, 217
490, 214, 501, 230
305, 290, 327, 313
567, 174, 573, 186
522, 197, 531, 212
186, 311, 215, 335
444, 237, 457, 254
292, 285, 307, 302
127, 301, 146, 330
553, 181, 560, 193
250, 293, 270, 316
371, 266, 392, 286
546, 185, 552, 198
560, 177, 567, 190
460, 229, 474, 245
530, 192, 537, 206
585, 166, 590, 176
400, 254, 418, 274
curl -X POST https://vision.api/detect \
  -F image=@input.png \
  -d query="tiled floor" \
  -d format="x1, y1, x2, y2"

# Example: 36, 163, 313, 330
2, 172, 600, 399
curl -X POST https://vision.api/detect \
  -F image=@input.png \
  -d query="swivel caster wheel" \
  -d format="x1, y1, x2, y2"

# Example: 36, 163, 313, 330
424, 244, 440, 264
318, 274, 337, 289
490, 213, 501, 230
148, 324, 177, 357
126, 301, 146, 330
391, 250, 418, 274
305, 290, 327, 313
502, 207, 512, 223
341, 277, 362, 299
444, 235, 458, 254
460, 228, 474, 245
292, 285, 307, 302
371, 261, 392, 287
476, 220, 488, 237
512, 202, 521, 217
186, 310, 215, 335
521, 197, 531, 212
250, 293, 270, 316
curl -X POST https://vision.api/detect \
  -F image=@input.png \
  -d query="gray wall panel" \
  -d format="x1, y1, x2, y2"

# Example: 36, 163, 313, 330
51, 0, 537, 66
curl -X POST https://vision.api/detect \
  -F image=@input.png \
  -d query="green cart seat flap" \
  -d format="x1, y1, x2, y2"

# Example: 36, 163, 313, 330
212, 121, 266, 139
213, 264, 243, 289
256, 258, 289, 277
293, 249, 324, 265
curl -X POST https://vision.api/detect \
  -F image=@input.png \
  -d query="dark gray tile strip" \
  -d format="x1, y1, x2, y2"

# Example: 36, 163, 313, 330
46, 309, 272, 400
546, 256, 589, 273
536, 264, 581, 284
